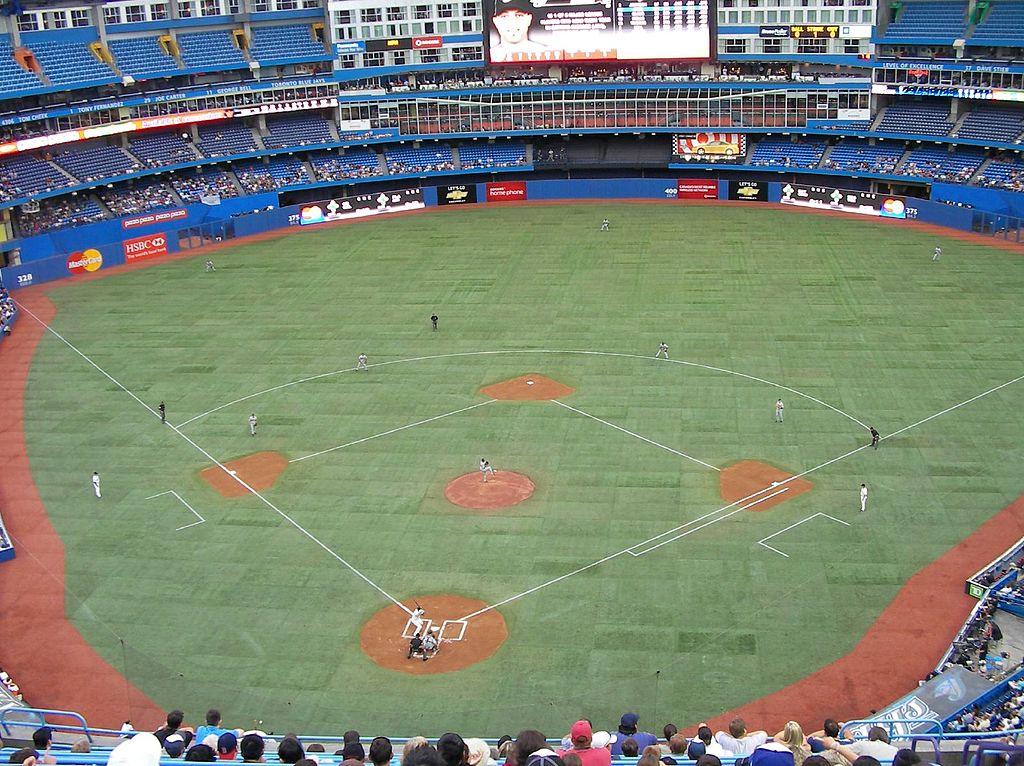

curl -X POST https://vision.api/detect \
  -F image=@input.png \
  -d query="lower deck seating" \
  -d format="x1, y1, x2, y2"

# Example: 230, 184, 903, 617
748, 138, 826, 168
825, 140, 905, 174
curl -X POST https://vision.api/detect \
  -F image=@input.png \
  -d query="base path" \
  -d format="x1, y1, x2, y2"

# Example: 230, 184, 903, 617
0, 289, 164, 729
361, 595, 508, 674
445, 471, 535, 510
720, 460, 812, 511
705, 493, 1024, 731
200, 451, 288, 497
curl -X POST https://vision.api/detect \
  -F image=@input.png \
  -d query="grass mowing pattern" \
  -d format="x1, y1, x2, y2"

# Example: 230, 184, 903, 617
22, 204, 1024, 733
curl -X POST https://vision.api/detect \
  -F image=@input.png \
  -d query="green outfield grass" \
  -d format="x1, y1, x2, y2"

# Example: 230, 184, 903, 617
21, 204, 1024, 735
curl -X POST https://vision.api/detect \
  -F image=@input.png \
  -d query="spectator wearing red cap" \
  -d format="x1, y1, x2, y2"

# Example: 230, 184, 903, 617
559, 721, 611, 766
218, 733, 238, 761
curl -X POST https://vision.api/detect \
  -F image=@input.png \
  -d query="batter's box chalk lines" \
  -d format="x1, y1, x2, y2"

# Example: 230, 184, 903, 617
551, 400, 720, 471
145, 490, 206, 531
756, 512, 851, 558
439, 620, 468, 641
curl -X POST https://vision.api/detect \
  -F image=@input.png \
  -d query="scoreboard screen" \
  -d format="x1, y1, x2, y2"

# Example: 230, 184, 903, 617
486, 0, 712, 65
780, 183, 907, 219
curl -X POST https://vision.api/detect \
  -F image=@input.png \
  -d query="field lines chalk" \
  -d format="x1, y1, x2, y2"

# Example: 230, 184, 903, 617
17, 304, 411, 616
757, 512, 851, 558
145, 490, 206, 531
552, 400, 720, 471
290, 400, 495, 463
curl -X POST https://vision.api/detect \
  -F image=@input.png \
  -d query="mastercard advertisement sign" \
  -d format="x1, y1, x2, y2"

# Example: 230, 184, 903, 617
66, 248, 104, 275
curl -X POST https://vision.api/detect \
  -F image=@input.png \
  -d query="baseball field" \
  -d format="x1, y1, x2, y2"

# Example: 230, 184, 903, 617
5, 202, 1024, 736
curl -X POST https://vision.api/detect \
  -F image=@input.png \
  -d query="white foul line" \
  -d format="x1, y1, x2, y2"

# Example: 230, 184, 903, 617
145, 490, 206, 531
552, 400, 720, 471
290, 400, 495, 463
757, 512, 851, 558
16, 302, 412, 616
628, 487, 790, 557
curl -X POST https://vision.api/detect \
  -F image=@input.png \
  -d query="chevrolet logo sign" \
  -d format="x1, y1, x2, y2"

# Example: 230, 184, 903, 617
447, 190, 469, 200
737, 185, 760, 197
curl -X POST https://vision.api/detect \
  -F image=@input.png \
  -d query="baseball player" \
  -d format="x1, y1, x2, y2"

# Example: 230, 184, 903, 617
421, 628, 439, 661
600, 218, 610, 231
480, 459, 496, 483
205, 259, 216, 272
860, 483, 869, 512
431, 314, 439, 331
933, 246, 941, 262
158, 401, 166, 424
410, 606, 426, 633
656, 341, 669, 359
774, 398, 784, 423
869, 426, 880, 449
357, 353, 368, 371
92, 471, 101, 499
249, 413, 258, 436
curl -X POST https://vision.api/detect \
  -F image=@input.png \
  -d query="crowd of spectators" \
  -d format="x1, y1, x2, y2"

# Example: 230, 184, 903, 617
171, 171, 239, 204
0, 665, 23, 700
460, 155, 526, 170
99, 182, 178, 217
312, 156, 384, 181
14, 196, 105, 237
1, 285, 13, 341
823, 152, 900, 175
900, 160, 976, 184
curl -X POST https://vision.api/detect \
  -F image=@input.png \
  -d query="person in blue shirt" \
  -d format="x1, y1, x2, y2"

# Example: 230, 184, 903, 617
611, 714, 658, 756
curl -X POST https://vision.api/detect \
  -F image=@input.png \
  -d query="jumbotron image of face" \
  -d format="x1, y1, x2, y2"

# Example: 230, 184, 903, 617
492, 8, 534, 44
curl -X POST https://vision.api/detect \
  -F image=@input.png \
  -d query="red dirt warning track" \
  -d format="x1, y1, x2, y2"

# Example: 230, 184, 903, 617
720, 460, 813, 511
200, 451, 288, 497
0, 289, 164, 729
361, 595, 507, 674
445, 471, 535, 510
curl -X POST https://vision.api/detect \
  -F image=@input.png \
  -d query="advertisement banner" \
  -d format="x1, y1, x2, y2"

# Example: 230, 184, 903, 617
728, 180, 768, 202
677, 180, 718, 200
66, 248, 104, 275
122, 208, 188, 230
296, 188, 425, 226
438, 184, 478, 205
123, 233, 168, 262
486, 181, 527, 202
673, 133, 747, 163
780, 183, 907, 219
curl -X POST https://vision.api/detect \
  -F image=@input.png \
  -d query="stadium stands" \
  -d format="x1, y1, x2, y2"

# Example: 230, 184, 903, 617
14, 195, 104, 236
900, 145, 986, 182
957, 107, 1024, 144
825, 140, 906, 174
882, 0, 968, 38
309, 149, 383, 181
198, 124, 258, 158
248, 24, 326, 62
129, 131, 199, 167
29, 40, 115, 86
459, 142, 528, 169
108, 36, 181, 78
264, 115, 335, 148
385, 146, 455, 173
171, 168, 239, 203
0, 154, 72, 201
99, 180, 179, 217
969, 1, 1024, 42
748, 138, 827, 168
0, 37, 43, 94
876, 102, 954, 136
176, 30, 247, 70
976, 154, 1024, 192
53, 144, 141, 183
233, 157, 309, 192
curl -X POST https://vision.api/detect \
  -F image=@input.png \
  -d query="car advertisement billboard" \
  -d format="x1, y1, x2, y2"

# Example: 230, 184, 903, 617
673, 133, 747, 163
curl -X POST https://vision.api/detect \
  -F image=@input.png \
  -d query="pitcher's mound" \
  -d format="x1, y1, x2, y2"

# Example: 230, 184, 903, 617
200, 452, 288, 497
720, 460, 812, 512
481, 374, 574, 401
361, 594, 507, 674
445, 471, 535, 510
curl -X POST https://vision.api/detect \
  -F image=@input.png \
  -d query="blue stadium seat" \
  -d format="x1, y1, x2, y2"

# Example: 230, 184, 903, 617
248, 24, 327, 62
458, 143, 528, 169
234, 157, 310, 192
0, 154, 71, 201
264, 115, 335, 148
29, 39, 116, 86
198, 123, 258, 158
876, 102, 953, 136
0, 37, 44, 94
129, 131, 199, 167
748, 138, 826, 169
883, 0, 968, 38
109, 36, 181, 78
385, 146, 454, 173
899, 145, 986, 182
99, 180, 179, 217
53, 144, 141, 183
309, 150, 383, 181
970, 1, 1024, 42
14, 195, 105, 237
177, 30, 247, 70
825, 140, 906, 174
171, 168, 239, 203
977, 155, 1024, 191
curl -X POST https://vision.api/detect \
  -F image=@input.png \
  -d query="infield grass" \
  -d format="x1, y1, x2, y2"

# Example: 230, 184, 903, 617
21, 204, 1024, 734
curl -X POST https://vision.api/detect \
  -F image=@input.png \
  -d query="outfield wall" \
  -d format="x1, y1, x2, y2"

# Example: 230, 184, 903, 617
0, 178, 1016, 291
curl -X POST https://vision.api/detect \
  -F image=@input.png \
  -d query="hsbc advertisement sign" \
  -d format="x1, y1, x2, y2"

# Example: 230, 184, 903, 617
123, 233, 169, 262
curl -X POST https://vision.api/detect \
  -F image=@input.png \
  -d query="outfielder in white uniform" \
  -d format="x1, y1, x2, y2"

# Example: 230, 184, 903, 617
656, 342, 669, 359
933, 246, 941, 261
357, 353, 368, 371
775, 399, 785, 423
860, 483, 868, 512
92, 471, 101, 498
600, 218, 610, 231
249, 413, 258, 436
